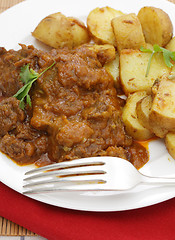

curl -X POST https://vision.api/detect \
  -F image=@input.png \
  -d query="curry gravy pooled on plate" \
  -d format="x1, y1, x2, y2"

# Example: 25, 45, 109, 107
0, 44, 148, 169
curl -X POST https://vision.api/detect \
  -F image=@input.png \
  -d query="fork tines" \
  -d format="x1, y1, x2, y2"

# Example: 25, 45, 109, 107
23, 157, 107, 194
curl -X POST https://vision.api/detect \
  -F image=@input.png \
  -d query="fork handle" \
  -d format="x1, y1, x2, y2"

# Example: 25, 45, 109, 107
142, 174, 175, 184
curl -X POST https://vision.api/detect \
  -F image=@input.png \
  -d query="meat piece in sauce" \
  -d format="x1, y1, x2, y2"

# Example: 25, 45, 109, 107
0, 47, 23, 97
0, 133, 48, 165
0, 97, 24, 136
0, 116, 49, 165
0, 97, 48, 164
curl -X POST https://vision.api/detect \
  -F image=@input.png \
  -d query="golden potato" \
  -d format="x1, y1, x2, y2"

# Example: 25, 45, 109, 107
122, 91, 154, 140
149, 76, 175, 138
165, 37, 175, 74
138, 6, 173, 47
32, 12, 72, 48
165, 132, 175, 160
67, 17, 91, 47
136, 95, 153, 131
119, 49, 170, 95
104, 53, 120, 89
166, 36, 175, 51
32, 12, 90, 49
87, 6, 124, 46
145, 43, 154, 50
111, 13, 146, 53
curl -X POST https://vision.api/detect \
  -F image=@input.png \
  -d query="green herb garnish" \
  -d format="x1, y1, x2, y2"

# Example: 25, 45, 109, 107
140, 44, 175, 77
14, 61, 55, 110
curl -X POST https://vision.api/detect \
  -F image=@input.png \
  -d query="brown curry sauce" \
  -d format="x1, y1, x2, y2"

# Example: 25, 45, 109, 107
0, 44, 148, 169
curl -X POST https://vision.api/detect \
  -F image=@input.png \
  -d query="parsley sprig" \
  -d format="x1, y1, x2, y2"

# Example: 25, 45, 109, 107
14, 61, 55, 110
140, 44, 175, 77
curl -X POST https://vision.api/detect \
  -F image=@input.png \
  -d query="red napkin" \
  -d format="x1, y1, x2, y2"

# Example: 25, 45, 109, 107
0, 181, 174, 240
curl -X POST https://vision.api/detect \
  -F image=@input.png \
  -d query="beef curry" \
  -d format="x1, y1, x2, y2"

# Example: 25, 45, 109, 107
0, 44, 148, 169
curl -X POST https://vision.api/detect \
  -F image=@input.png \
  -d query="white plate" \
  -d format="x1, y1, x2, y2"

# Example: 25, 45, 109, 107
0, 0, 175, 212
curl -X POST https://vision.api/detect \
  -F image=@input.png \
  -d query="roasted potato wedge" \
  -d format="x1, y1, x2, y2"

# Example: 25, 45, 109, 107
67, 17, 91, 47
122, 91, 154, 140
145, 43, 154, 50
165, 132, 175, 159
32, 13, 90, 49
165, 37, 175, 74
104, 53, 120, 89
120, 49, 170, 95
111, 13, 146, 53
138, 6, 173, 47
166, 36, 175, 52
149, 76, 175, 138
87, 7, 124, 46
136, 95, 153, 131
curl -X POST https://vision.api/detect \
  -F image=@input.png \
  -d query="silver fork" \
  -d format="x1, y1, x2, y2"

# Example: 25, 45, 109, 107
23, 156, 175, 194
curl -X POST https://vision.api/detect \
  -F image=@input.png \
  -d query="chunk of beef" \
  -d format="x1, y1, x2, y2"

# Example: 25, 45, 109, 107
0, 45, 53, 97
0, 97, 48, 164
0, 134, 35, 162
0, 48, 22, 96
0, 134, 48, 165
0, 97, 25, 136
56, 121, 94, 147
